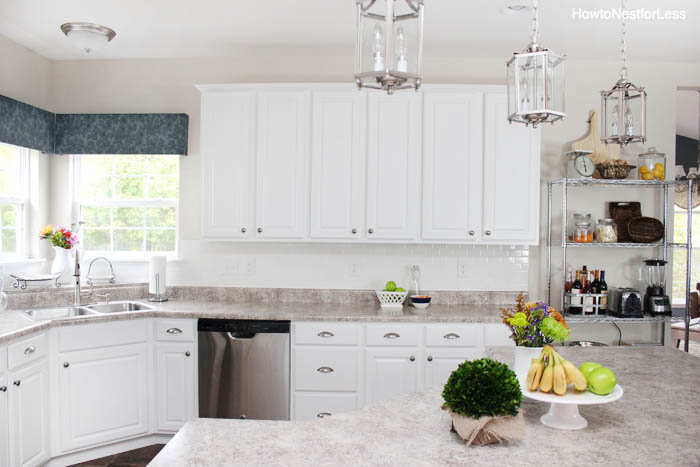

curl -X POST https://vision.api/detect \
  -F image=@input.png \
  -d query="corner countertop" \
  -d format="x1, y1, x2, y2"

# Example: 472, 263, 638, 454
149, 346, 700, 467
0, 300, 508, 345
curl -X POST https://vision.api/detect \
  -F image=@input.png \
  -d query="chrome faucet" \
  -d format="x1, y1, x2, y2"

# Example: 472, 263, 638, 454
73, 221, 86, 306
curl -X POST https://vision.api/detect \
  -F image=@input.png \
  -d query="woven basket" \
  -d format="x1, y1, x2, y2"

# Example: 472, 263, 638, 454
609, 202, 642, 242
596, 162, 635, 179
375, 290, 408, 308
628, 217, 664, 243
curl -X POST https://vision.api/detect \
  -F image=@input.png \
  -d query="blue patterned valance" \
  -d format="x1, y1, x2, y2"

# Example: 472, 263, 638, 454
55, 113, 189, 155
0, 95, 54, 153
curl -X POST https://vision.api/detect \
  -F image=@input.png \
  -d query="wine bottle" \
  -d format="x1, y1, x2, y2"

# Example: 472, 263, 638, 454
591, 270, 600, 293
565, 266, 573, 293
598, 270, 608, 313
570, 271, 583, 314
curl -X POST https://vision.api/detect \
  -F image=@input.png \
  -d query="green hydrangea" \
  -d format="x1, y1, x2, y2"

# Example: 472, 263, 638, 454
539, 316, 570, 343
508, 312, 529, 328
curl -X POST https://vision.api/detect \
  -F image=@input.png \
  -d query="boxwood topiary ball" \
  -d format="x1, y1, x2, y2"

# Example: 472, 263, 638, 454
442, 358, 522, 419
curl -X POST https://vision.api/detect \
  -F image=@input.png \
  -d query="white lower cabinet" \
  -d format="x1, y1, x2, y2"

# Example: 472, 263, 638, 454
364, 348, 420, 404
294, 392, 358, 420
8, 359, 50, 467
57, 343, 149, 452
423, 348, 485, 390
155, 343, 196, 432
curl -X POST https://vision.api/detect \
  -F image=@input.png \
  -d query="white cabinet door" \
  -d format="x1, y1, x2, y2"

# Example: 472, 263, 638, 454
293, 392, 358, 421
310, 89, 366, 239
201, 89, 256, 238
255, 89, 310, 239
0, 373, 10, 467
366, 92, 421, 240
482, 92, 540, 244
156, 343, 196, 432
365, 348, 420, 403
423, 348, 485, 390
422, 90, 483, 241
8, 360, 49, 467
58, 344, 149, 452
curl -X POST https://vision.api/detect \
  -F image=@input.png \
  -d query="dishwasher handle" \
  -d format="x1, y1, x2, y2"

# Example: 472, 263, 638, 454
227, 331, 257, 340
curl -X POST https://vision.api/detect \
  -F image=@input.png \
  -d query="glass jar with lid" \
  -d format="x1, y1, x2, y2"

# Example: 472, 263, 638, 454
574, 220, 594, 243
638, 147, 666, 181
596, 219, 618, 243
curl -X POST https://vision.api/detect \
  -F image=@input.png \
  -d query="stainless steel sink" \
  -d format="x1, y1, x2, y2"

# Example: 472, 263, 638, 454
85, 301, 154, 313
22, 306, 99, 321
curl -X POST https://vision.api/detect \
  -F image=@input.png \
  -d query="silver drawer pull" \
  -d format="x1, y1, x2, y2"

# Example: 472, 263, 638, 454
383, 332, 400, 339
317, 412, 332, 418
317, 331, 334, 338
24, 346, 36, 355
0, 386, 6, 392
317, 366, 334, 373
443, 333, 460, 340
166, 328, 182, 334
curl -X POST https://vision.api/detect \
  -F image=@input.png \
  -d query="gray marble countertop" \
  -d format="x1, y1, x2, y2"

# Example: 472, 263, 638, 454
0, 300, 507, 345
150, 346, 700, 467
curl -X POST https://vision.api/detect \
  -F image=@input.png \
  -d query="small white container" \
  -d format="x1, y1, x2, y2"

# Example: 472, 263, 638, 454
375, 290, 407, 308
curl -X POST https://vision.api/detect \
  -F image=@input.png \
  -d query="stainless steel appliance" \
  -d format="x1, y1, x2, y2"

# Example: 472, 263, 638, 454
642, 259, 672, 316
198, 319, 290, 420
608, 287, 643, 318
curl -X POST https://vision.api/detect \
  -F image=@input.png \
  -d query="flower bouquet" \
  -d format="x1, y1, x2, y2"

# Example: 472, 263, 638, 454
500, 294, 570, 347
40, 225, 78, 249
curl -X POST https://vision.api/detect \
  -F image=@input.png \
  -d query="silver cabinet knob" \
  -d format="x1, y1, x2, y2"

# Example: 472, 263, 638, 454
427, 356, 433, 362
443, 333, 460, 340
166, 328, 182, 334
241, 227, 247, 233
317, 331, 334, 338
185, 351, 191, 357
409, 356, 416, 362
368, 228, 374, 234
317, 412, 332, 418
383, 332, 400, 339
63, 362, 70, 368
257, 227, 263, 233
0, 386, 6, 392
13, 381, 20, 387
24, 346, 36, 355
469, 230, 475, 236
317, 366, 334, 373
485, 230, 491, 236
351, 228, 357, 234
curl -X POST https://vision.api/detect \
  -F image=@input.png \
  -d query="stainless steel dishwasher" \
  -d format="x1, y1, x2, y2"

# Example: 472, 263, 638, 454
198, 319, 290, 420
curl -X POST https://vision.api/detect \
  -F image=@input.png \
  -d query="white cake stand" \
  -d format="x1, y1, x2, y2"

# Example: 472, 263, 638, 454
517, 373, 623, 430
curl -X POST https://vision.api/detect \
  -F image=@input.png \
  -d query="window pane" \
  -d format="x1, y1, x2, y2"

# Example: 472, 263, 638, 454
113, 207, 144, 227
149, 155, 178, 175
116, 155, 147, 175
80, 176, 112, 199
82, 206, 110, 227
83, 229, 110, 250
146, 229, 175, 251
2, 229, 16, 252
146, 207, 176, 227
115, 177, 145, 198
0, 172, 9, 197
1, 205, 17, 227
114, 229, 143, 251
0, 144, 21, 196
148, 176, 178, 199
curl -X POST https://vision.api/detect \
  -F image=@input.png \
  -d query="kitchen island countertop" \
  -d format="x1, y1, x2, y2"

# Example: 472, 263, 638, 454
149, 346, 700, 467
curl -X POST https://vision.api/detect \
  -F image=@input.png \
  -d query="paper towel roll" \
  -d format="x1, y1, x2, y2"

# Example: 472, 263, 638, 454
149, 255, 167, 295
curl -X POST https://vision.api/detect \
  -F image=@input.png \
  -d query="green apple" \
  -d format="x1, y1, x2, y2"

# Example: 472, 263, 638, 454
395, 287, 406, 292
587, 367, 617, 395
579, 362, 603, 379
385, 281, 397, 292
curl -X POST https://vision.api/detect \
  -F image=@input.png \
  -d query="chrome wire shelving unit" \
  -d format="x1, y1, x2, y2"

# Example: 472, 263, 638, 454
546, 178, 694, 351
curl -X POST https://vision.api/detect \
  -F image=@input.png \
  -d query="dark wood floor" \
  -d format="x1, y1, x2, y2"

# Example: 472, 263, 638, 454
69, 444, 165, 467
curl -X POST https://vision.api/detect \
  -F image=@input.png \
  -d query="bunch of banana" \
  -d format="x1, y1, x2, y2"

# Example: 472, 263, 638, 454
525, 346, 587, 395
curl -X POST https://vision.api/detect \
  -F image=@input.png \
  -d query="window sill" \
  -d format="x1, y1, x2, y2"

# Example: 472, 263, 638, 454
82, 255, 183, 264
0, 258, 46, 267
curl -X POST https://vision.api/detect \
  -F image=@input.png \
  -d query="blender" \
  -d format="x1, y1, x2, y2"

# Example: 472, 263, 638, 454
642, 259, 672, 316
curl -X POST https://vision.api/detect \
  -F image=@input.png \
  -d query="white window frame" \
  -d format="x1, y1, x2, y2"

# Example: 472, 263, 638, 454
671, 204, 699, 305
73, 154, 180, 260
0, 144, 29, 261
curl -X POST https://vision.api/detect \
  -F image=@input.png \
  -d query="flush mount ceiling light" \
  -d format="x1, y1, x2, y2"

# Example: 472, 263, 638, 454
600, 0, 646, 146
501, 5, 529, 15
506, 0, 565, 127
60, 22, 116, 54
354, 0, 425, 94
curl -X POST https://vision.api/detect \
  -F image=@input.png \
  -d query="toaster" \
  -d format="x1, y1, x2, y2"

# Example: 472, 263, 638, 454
608, 288, 643, 318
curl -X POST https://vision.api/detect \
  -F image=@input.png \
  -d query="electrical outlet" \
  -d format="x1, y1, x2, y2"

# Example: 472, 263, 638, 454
245, 259, 256, 275
349, 263, 361, 277
222, 259, 240, 276
458, 262, 469, 278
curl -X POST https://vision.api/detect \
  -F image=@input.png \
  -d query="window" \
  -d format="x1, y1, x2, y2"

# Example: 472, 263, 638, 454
75, 154, 179, 257
672, 203, 700, 303
0, 143, 28, 258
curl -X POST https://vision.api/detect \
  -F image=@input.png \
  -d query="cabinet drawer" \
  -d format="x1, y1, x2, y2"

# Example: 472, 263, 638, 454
294, 392, 357, 420
294, 322, 360, 346
294, 348, 358, 391
424, 324, 483, 347
58, 320, 149, 352
483, 323, 514, 346
155, 319, 195, 342
0, 346, 6, 373
366, 324, 419, 346
8, 333, 48, 369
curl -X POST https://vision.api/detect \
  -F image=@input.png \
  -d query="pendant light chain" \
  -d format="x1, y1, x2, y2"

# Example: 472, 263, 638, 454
620, 0, 628, 79
530, 0, 539, 44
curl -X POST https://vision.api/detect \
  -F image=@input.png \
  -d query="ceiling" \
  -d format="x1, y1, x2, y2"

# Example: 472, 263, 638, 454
0, 0, 699, 62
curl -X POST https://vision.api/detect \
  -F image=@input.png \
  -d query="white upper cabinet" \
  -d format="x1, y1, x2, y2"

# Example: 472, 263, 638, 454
200, 88, 256, 238
255, 89, 310, 239
310, 89, 366, 240
482, 92, 540, 244
365, 92, 421, 240
422, 89, 484, 241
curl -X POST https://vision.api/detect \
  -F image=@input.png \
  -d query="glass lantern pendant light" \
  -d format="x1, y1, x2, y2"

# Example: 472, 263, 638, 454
506, 0, 565, 127
600, 0, 646, 146
354, 0, 425, 94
